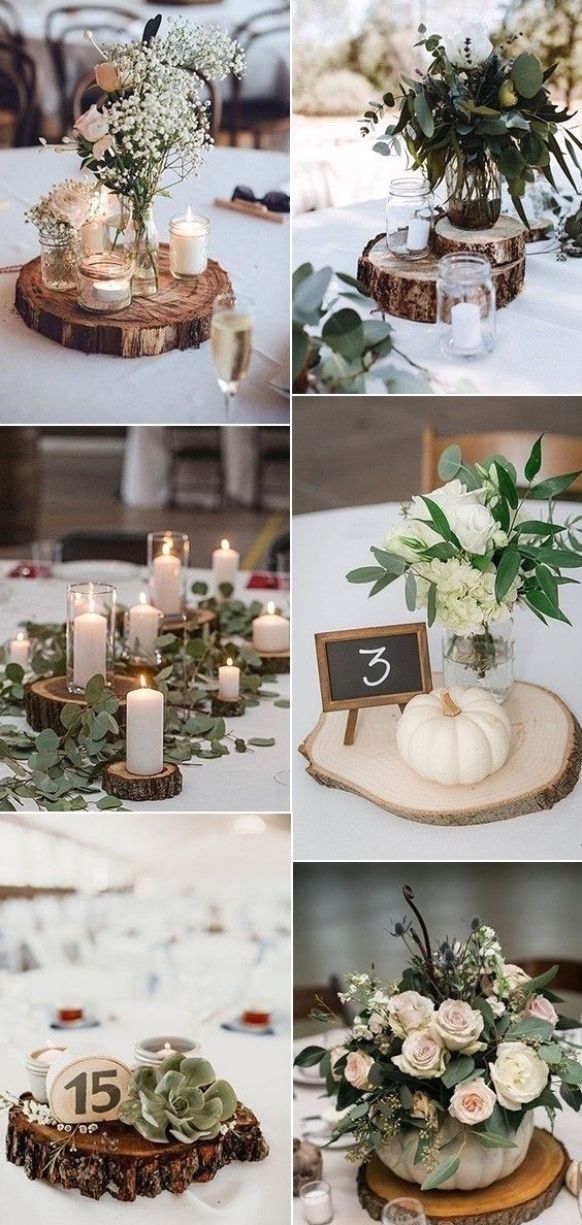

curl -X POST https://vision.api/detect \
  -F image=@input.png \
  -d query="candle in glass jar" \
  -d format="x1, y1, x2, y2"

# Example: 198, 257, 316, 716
169, 208, 209, 278
128, 594, 160, 657
406, 215, 430, 251
218, 658, 240, 701
252, 602, 289, 653
8, 632, 31, 666
299, 1181, 333, 1225
152, 539, 182, 614
73, 595, 107, 688
126, 677, 164, 776
451, 301, 481, 352
212, 539, 239, 589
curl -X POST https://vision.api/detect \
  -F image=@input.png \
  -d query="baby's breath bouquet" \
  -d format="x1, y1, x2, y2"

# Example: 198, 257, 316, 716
295, 887, 582, 1192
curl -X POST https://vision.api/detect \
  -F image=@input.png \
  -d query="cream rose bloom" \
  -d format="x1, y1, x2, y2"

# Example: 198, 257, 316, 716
449, 1078, 497, 1125
489, 1042, 549, 1110
51, 183, 91, 229
392, 1031, 448, 1080
74, 104, 109, 143
434, 1000, 485, 1054
387, 480, 497, 562
444, 23, 493, 68
522, 994, 558, 1027
493, 964, 531, 998
387, 991, 435, 1037
344, 1050, 374, 1091
94, 61, 121, 91
329, 1046, 348, 1081
369, 1012, 387, 1036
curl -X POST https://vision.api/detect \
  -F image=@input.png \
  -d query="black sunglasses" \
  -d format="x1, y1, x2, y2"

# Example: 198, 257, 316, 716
231, 185, 290, 213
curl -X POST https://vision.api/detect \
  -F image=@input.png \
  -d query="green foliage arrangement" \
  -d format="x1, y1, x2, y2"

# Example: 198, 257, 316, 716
120, 1054, 237, 1145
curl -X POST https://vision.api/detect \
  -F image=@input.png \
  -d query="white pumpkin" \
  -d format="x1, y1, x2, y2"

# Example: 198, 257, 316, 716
396, 686, 511, 785
379, 1113, 533, 1191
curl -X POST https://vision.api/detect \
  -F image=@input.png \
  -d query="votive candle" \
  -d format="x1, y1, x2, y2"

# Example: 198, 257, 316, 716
127, 594, 161, 658
406, 216, 430, 251
451, 301, 481, 353
169, 209, 209, 278
213, 539, 239, 589
8, 632, 31, 666
252, 602, 289, 653
73, 598, 107, 688
299, 1181, 334, 1225
218, 658, 240, 701
126, 677, 164, 776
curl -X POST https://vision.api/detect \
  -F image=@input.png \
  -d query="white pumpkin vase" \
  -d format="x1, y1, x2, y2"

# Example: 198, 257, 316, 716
396, 686, 511, 786
379, 1112, 534, 1191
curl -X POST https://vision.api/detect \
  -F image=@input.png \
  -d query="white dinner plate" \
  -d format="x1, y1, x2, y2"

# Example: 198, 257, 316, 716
53, 560, 142, 581
302, 1127, 354, 1150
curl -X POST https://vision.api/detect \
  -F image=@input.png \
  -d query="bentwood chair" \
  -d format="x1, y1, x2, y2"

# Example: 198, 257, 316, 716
71, 69, 105, 123
421, 425, 582, 498
45, 5, 140, 132
221, 5, 290, 149
0, 41, 38, 146
0, 1, 22, 44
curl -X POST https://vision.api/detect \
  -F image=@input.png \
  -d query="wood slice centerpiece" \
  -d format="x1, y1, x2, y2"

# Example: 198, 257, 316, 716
25, 674, 136, 734
101, 760, 183, 802
357, 217, 526, 324
357, 1129, 568, 1224
7, 1095, 268, 1202
300, 678, 582, 825
15, 245, 232, 358
163, 606, 219, 638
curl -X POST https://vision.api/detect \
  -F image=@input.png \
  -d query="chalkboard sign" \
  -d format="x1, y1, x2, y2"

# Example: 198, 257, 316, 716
315, 623, 432, 713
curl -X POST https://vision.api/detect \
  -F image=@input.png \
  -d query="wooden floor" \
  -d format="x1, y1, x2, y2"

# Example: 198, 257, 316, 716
293, 397, 582, 512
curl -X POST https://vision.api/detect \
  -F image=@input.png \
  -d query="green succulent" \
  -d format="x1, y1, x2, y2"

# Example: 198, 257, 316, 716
120, 1054, 237, 1145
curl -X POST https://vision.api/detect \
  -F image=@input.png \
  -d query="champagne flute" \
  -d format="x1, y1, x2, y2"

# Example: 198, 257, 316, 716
382, 1198, 427, 1225
210, 293, 254, 418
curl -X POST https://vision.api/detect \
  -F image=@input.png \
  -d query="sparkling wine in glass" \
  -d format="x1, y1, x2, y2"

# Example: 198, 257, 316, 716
210, 293, 254, 417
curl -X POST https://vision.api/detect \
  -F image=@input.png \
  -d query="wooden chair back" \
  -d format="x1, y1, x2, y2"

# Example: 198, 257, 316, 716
45, 5, 140, 130
60, 530, 148, 565
422, 426, 582, 497
0, 41, 38, 147
294, 975, 351, 1024
517, 958, 582, 993
71, 69, 105, 122
225, 4, 289, 146
0, 1, 22, 43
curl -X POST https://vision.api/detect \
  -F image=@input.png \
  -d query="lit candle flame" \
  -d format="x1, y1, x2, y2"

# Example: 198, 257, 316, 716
221, 539, 229, 551
139, 592, 147, 605
16, 632, 24, 642
266, 601, 275, 615
226, 657, 233, 667
186, 206, 194, 222
140, 674, 148, 689
162, 539, 172, 556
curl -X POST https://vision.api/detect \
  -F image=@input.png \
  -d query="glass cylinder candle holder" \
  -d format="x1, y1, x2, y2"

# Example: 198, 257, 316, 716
437, 254, 495, 359
169, 210, 209, 279
66, 582, 117, 695
147, 532, 190, 617
386, 176, 434, 260
123, 596, 163, 667
77, 253, 133, 313
39, 236, 79, 291
134, 1035, 201, 1068
299, 1180, 333, 1225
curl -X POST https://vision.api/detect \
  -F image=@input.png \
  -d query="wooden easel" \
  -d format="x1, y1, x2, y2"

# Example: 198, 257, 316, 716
344, 703, 406, 746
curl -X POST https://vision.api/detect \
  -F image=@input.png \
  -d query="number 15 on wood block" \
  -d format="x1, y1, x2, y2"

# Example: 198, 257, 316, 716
47, 1055, 132, 1124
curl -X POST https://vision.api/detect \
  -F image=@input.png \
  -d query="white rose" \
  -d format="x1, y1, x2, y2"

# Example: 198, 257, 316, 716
434, 1000, 485, 1054
344, 1050, 374, 1091
369, 1012, 386, 1036
444, 23, 493, 68
489, 1042, 549, 1110
493, 964, 531, 999
74, 104, 109, 143
449, 1078, 497, 1125
392, 1031, 448, 1080
330, 1046, 348, 1081
522, 995, 558, 1027
387, 991, 435, 1037
448, 502, 497, 555
50, 183, 91, 229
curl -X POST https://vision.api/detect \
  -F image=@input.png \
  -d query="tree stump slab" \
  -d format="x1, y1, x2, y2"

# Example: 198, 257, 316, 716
25, 674, 136, 734
433, 215, 526, 266
357, 1129, 568, 1224
102, 760, 183, 802
15, 246, 232, 358
256, 649, 290, 675
357, 234, 525, 323
6, 1096, 268, 1202
163, 606, 219, 637
299, 678, 582, 825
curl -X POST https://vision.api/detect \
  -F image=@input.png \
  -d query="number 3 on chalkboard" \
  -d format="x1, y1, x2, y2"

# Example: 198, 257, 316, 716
64, 1069, 121, 1116
359, 646, 391, 687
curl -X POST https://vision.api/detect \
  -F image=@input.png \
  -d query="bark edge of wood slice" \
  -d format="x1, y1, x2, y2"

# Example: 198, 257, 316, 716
434, 215, 526, 266
299, 678, 582, 825
357, 234, 525, 322
15, 246, 232, 358
25, 674, 136, 733
102, 760, 183, 801
7, 1096, 269, 1202
357, 1128, 568, 1224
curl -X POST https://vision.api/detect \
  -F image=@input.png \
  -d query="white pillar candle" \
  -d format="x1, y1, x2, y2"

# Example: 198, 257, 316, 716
406, 215, 430, 251
451, 301, 481, 352
252, 602, 290, 653
128, 595, 160, 657
80, 219, 104, 255
213, 539, 240, 588
169, 208, 209, 277
152, 541, 182, 615
73, 602, 107, 688
126, 679, 164, 776
218, 658, 240, 701
8, 632, 31, 666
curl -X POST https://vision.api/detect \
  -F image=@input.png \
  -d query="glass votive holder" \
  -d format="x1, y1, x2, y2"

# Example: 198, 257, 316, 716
147, 532, 190, 617
437, 253, 496, 359
123, 597, 163, 667
169, 211, 210, 279
381, 1197, 427, 1225
299, 1180, 334, 1224
386, 176, 434, 260
66, 582, 117, 695
134, 1035, 200, 1068
39, 236, 79, 291
77, 253, 132, 313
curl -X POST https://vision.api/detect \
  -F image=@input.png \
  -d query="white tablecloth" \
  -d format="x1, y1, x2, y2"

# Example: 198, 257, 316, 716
293, 1037, 579, 1225
0, 566, 290, 812
0, 148, 289, 423
294, 199, 582, 395
293, 501, 582, 861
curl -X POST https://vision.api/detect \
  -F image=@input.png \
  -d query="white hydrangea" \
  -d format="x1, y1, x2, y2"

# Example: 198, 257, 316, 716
414, 558, 518, 634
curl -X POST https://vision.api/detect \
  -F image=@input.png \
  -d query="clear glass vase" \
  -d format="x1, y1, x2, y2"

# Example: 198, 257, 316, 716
39, 236, 79, 291
445, 156, 502, 230
130, 203, 159, 297
442, 621, 515, 702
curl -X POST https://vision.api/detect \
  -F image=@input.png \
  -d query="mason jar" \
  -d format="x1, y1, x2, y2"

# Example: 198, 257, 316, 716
437, 253, 496, 358
386, 176, 434, 260
442, 620, 515, 702
39, 236, 79, 291
77, 253, 133, 313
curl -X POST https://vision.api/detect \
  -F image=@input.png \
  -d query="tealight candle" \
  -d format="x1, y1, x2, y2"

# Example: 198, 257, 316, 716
73, 597, 107, 688
169, 208, 209, 279
451, 301, 481, 353
37, 1047, 65, 1065
8, 632, 31, 666
127, 594, 161, 658
126, 676, 164, 777
77, 253, 132, 313
218, 658, 240, 701
151, 539, 182, 615
299, 1180, 334, 1225
134, 1035, 200, 1068
406, 215, 430, 252
252, 602, 290, 653
212, 539, 239, 589
157, 1042, 178, 1057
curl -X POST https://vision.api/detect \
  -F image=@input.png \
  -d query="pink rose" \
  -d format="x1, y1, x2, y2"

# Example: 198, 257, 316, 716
392, 1031, 448, 1079
344, 1050, 374, 1091
449, 1078, 496, 1125
74, 104, 109, 143
94, 62, 121, 92
522, 994, 558, 1026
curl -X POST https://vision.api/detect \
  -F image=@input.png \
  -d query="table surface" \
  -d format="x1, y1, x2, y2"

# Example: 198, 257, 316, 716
0, 565, 290, 813
293, 1033, 579, 1225
292, 501, 582, 862
0, 148, 289, 424
294, 198, 582, 395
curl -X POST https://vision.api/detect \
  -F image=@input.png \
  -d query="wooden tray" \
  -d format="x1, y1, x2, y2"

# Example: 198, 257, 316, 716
300, 679, 582, 825
357, 1129, 568, 1224
15, 245, 232, 358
